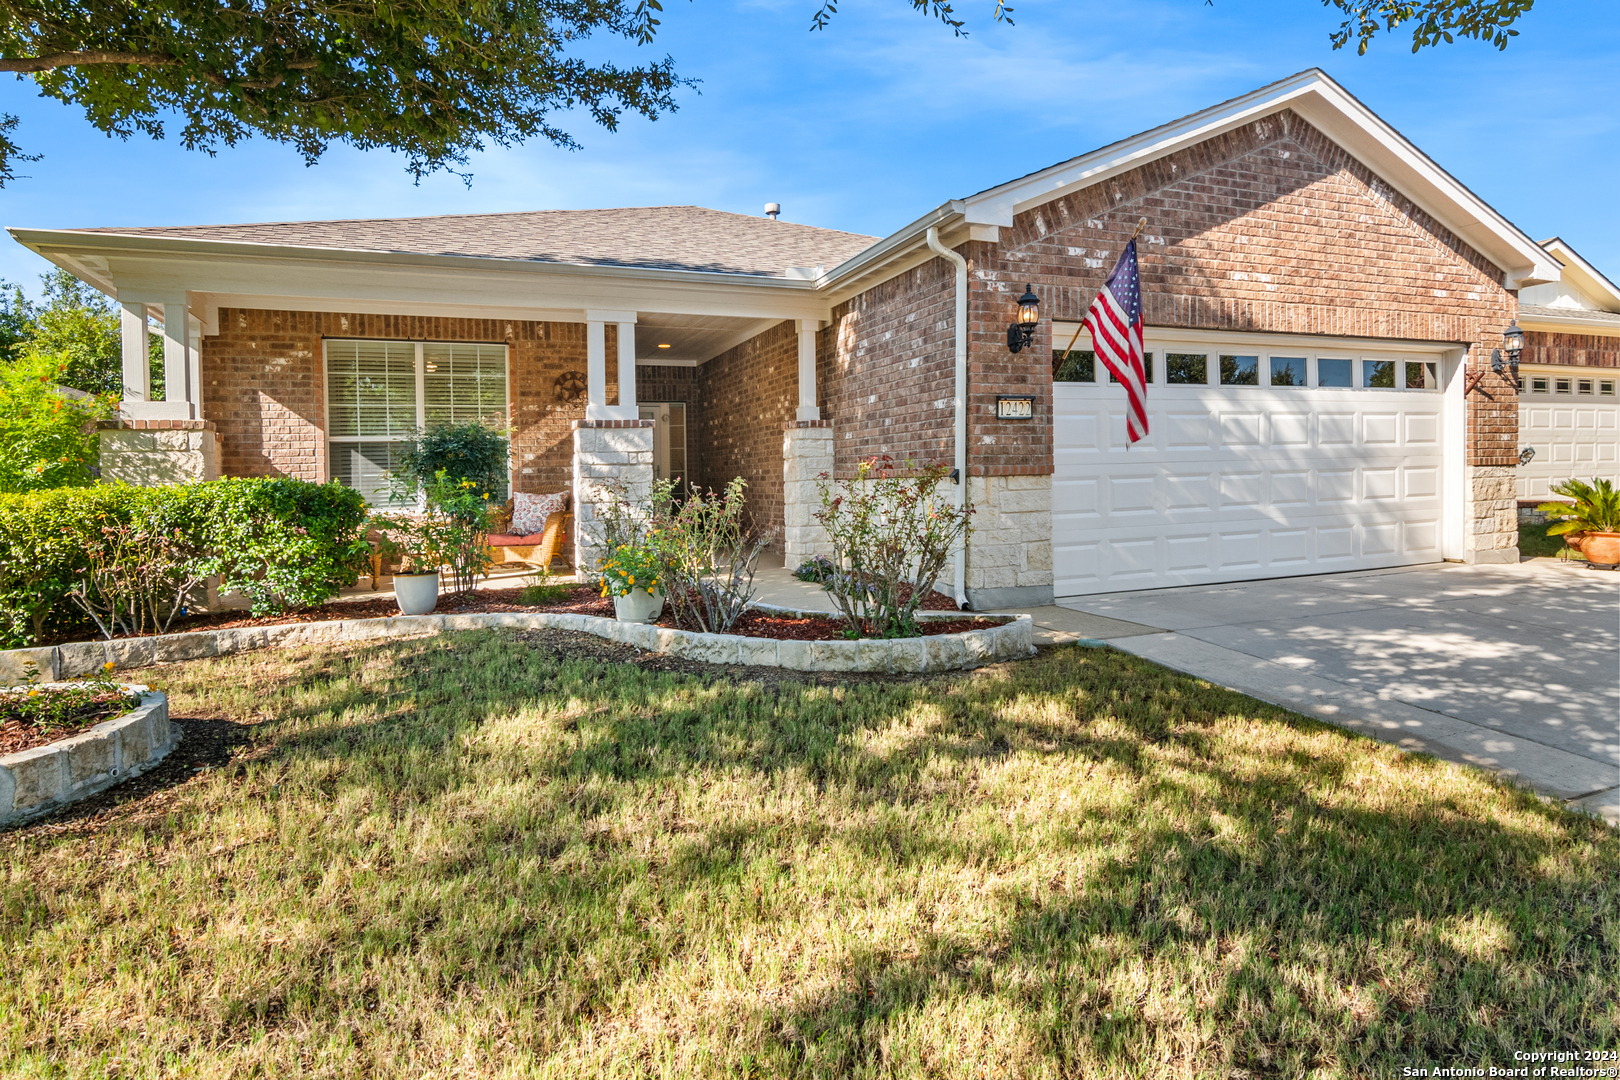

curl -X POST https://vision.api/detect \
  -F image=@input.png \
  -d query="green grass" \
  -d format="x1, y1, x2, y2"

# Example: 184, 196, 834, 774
3, 632, 1616, 1078
1519, 522, 1586, 561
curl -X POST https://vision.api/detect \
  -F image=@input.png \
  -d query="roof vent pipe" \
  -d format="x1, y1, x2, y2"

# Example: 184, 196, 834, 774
925, 226, 970, 611
764, 203, 781, 220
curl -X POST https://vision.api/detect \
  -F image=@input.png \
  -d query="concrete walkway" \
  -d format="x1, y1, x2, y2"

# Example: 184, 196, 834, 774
1062, 561, 1620, 826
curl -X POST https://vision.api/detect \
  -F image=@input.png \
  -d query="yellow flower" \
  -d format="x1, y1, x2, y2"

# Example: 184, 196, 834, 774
103, 661, 116, 672
628, 575, 635, 586
28, 689, 39, 697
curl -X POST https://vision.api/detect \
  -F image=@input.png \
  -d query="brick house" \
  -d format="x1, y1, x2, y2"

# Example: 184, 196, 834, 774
13, 68, 1607, 608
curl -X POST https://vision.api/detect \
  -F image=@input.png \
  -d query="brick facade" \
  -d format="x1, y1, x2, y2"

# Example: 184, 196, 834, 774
691, 320, 800, 540
1523, 330, 1620, 369
972, 108, 1520, 471
201, 309, 591, 494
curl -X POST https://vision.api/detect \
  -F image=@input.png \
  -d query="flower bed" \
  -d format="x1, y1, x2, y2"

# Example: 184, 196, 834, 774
0, 684, 175, 826
1, 677, 142, 755
30, 584, 964, 645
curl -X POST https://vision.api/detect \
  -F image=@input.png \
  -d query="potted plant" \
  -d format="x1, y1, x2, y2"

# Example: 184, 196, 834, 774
1537, 478, 1620, 568
598, 540, 665, 623
369, 518, 448, 615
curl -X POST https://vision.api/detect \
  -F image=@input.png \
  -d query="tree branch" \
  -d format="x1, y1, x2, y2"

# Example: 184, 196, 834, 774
0, 50, 175, 73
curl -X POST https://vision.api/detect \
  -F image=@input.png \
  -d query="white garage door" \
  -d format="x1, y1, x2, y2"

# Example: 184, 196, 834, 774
1515, 367, 1620, 500
1053, 333, 1450, 597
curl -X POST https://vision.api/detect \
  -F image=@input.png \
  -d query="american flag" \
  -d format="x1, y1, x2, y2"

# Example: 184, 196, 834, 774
1082, 238, 1149, 443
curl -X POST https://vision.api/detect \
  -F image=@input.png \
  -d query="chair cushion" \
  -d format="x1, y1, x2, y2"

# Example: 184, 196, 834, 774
512, 490, 567, 535
488, 533, 547, 547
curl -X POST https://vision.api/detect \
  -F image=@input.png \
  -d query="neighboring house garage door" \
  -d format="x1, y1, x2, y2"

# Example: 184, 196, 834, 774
1514, 366, 1620, 501
1051, 330, 1451, 597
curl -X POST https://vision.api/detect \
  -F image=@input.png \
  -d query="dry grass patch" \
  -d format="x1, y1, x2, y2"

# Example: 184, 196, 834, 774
1, 629, 1615, 1078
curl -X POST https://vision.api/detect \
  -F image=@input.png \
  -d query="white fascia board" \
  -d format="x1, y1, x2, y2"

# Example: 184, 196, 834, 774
960, 69, 1559, 290
817, 201, 966, 300
6, 228, 834, 323
1539, 238, 1620, 311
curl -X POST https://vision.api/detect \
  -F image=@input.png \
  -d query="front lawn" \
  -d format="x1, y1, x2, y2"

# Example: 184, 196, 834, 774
3, 631, 1615, 1077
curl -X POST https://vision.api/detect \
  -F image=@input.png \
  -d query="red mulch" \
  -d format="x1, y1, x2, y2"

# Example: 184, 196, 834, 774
37, 583, 995, 646
0, 692, 135, 755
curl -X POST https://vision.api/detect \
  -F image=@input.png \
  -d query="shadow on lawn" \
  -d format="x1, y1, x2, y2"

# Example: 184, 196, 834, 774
155, 629, 1620, 1071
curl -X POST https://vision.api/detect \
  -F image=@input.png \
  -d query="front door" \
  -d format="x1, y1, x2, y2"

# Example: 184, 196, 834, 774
638, 402, 688, 485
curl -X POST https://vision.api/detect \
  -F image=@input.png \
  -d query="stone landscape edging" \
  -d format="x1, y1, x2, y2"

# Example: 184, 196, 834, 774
0, 608, 1035, 684
1, 685, 176, 826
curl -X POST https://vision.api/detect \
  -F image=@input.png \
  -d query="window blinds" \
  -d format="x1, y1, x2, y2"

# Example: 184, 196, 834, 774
326, 341, 418, 439
423, 343, 507, 427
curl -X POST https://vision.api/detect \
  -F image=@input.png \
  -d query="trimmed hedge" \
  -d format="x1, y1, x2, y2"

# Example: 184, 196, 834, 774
0, 477, 370, 648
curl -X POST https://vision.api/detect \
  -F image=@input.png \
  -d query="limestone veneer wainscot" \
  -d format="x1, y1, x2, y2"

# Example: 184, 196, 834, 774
0, 685, 177, 826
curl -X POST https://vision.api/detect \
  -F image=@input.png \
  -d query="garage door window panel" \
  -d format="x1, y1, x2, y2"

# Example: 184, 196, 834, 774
1053, 349, 1096, 382
1166, 353, 1206, 385
1363, 360, 1396, 389
1318, 358, 1354, 387
1269, 356, 1306, 387
1220, 355, 1260, 386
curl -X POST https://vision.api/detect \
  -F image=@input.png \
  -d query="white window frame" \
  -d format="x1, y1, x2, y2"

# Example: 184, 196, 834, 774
322, 338, 512, 501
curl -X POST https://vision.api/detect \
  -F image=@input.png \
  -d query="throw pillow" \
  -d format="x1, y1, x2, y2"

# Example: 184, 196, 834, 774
511, 490, 567, 536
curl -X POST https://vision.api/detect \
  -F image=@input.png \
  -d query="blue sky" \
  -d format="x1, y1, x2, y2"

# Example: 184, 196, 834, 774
1, 0, 1615, 294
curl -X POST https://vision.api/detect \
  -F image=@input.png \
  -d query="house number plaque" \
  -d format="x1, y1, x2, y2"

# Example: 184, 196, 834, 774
995, 395, 1035, 419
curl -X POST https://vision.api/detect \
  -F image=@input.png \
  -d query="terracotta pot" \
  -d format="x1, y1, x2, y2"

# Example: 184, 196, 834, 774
613, 587, 664, 623
1578, 532, 1620, 568
1564, 531, 1586, 550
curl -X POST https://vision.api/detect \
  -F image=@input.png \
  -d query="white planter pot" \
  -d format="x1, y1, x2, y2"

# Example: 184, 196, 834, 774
394, 571, 440, 615
613, 587, 664, 624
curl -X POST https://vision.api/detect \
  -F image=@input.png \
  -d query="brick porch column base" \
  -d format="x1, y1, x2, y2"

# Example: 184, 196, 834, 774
572, 419, 654, 579
96, 419, 219, 485
1463, 464, 1519, 564
782, 421, 833, 570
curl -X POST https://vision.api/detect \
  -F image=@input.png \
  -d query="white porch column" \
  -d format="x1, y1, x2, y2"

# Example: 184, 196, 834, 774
584, 309, 637, 422
617, 320, 637, 412
795, 319, 820, 422
162, 301, 191, 417
187, 312, 204, 418
119, 302, 150, 403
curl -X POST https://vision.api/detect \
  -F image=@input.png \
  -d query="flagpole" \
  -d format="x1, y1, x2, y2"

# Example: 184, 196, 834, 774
1060, 217, 1149, 359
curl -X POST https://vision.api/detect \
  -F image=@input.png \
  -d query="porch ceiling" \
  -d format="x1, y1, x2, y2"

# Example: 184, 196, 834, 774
634, 312, 781, 365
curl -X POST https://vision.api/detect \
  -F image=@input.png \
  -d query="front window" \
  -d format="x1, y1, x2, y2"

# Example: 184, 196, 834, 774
325, 339, 508, 506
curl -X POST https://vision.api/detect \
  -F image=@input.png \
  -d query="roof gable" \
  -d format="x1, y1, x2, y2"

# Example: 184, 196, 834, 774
830, 69, 1556, 292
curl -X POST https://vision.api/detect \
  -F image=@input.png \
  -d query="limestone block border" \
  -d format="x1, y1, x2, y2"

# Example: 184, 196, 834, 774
0, 607, 1034, 684
1, 685, 177, 827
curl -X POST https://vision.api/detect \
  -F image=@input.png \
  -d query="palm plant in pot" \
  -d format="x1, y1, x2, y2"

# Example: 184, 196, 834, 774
1537, 478, 1620, 568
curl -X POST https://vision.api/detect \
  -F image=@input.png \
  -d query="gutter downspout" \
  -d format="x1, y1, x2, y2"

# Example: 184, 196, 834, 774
926, 226, 970, 611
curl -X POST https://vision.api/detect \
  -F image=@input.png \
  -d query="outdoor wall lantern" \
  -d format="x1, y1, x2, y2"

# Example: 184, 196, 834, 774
1491, 321, 1525, 378
1006, 284, 1041, 353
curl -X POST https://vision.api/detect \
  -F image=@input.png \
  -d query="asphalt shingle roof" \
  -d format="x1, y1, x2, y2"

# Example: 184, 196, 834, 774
1520, 304, 1620, 328
71, 205, 877, 278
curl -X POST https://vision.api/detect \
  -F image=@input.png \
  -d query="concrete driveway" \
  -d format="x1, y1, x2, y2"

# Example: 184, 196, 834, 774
1065, 561, 1620, 825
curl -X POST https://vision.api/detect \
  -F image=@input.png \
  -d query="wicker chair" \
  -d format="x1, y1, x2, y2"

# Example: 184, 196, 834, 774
486, 497, 573, 574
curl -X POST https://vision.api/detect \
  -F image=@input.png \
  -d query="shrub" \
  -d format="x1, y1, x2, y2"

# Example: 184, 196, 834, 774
390, 421, 509, 501
813, 457, 972, 638
0, 477, 371, 647
589, 476, 767, 634
793, 555, 835, 584
0, 353, 114, 493
371, 470, 494, 594
650, 477, 767, 634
